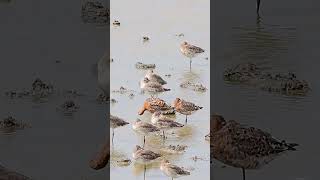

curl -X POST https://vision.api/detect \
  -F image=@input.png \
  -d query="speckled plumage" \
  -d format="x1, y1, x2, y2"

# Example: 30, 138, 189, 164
211, 114, 298, 179
132, 119, 160, 135
161, 145, 188, 154
138, 97, 175, 115
110, 115, 129, 129
151, 112, 183, 130
132, 145, 161, 163
145, 70, 167, 85
172, 98, 203, 116
180, 42, 205, 58
140, 77, 170, 93
160, 160, 190, 179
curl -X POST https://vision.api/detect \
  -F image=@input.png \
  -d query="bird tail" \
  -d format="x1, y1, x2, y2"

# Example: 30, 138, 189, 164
163, 88, 170, 91
287, 143, 299, 151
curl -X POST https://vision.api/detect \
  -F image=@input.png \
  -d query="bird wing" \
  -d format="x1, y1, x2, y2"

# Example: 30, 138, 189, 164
139, 150, 161, 160
181, 100, 202, 111
188, 44, 205, 53
213, 121, 294, 158
168, 164, 190, 175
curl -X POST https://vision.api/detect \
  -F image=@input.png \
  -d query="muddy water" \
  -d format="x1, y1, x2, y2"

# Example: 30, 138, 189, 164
213, 0, 320, 179
110, 0, 210, 180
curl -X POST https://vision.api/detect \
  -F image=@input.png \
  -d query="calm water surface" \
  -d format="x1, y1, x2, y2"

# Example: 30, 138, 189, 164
110, 0, 210, 180
213, 0, 320, 179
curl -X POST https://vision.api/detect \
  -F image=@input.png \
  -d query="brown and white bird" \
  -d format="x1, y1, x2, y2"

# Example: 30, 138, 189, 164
140, 77, 170, 94
210, 114, 298, 180
138, 97, 175, 115
132, 119, 160, 147
172, 98, 203, 123
133, 145, 161, 180
180, 41, 204, 70
145, 70, 167, 85
110, 115, 129, 143
151, 111, 184, 139
160, 160, 190, 180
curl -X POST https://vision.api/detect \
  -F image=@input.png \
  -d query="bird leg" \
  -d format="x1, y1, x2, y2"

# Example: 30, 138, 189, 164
189, 58, 192, 71
242, 168, 246, 180
256, 0, 261, 16
162, 130, 165, 140
143, 136, 146, 147
185, 115, 188, 124
112, 129, 114, 145
144, 165, 146, 180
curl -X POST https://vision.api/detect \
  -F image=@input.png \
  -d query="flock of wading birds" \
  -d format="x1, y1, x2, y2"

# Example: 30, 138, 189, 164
110, 36, 206, 179
109, 1, 300, 180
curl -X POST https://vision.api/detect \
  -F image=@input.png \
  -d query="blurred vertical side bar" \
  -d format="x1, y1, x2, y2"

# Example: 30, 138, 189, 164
210, 0, 215, 179
87, 0, 110, 175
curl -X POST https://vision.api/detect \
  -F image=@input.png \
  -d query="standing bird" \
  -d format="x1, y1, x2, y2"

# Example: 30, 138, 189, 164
160, 160, 190, 180
180, 41, 205, 70
172, 98, 203, 123
151, 111, 184, 139
110, 115, 129, 144
133, 145, 161, 180
140, 77, 170, 94
138, 97, 175, 115
210, 114, 298, 180
145, 70, 167, 85
132, 119, 160, 147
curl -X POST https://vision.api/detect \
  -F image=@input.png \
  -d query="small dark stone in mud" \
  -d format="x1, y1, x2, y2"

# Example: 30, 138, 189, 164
135, 62, 156, 69
0, 116, 30, 131
96, 93, 117, 103
110, 98, 117, 103
113, 20, 120, 26
128, 93, 135, 98
59, 100, 80, 113
5, 90, 30, 98
5, 78, 54, 100
63, 89, 85, 97
175, 33, 184, 37
191, 156, 206, 162
81, 0, 109, 25
96, 93, 108, 103
116, 158, 132, 166
142, 36, 150, 42
31, 78, 54, 98
180, 81, 207, 92
204, 57, 209, 60
112, 86, 134, 94
165, 74, 171, 77
110, 58, 114, 62
224, 63, 310, 96
161, 145, 188, 154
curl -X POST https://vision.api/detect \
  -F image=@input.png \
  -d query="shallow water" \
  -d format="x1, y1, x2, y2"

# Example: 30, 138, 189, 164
110, 0, 210, 180
213, 0, 320, 179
